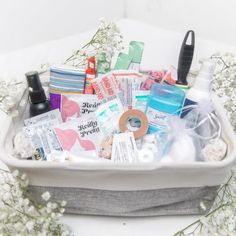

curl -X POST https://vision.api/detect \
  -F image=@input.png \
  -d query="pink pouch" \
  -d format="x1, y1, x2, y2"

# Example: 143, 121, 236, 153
60, 94, 100, 122
54, 114, 102, 157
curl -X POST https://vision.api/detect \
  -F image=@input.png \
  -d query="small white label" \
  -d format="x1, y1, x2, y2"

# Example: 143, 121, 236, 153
146, 107, 169, 130
86, 74, 95, 79
111, 132, 138, 163
24, 109, 62, 126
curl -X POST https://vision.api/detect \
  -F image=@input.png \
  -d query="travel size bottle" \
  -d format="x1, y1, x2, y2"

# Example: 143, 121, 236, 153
26, 71, 50, 117
181, 60, 215, 117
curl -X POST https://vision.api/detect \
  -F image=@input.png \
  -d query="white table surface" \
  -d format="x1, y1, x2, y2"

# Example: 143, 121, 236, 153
62, 214, 199, 236
1, 18, 235, 236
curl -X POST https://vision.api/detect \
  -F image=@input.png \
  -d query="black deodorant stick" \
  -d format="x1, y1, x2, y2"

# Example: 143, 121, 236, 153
25, 71, 50, 117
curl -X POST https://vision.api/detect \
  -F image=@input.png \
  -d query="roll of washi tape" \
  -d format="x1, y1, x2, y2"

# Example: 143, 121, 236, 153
138, 149, 155, 162
119, 109, 148, 139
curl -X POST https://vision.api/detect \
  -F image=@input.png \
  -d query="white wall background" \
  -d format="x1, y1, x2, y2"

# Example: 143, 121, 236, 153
0, 0, 235, 55
0, 0, 125, 54
126, 0, 236, 46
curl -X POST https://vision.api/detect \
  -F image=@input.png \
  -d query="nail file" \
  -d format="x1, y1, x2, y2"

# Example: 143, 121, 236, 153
176, 30, 195, 89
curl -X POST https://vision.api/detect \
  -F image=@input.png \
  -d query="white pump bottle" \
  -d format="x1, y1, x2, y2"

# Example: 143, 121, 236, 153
186, 60, 215, 103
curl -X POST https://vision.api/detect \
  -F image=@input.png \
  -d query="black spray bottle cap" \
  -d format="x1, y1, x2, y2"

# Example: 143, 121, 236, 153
25, 71, 46, 104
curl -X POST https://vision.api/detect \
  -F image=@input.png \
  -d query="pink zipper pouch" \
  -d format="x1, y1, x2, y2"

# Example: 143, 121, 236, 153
54, 114, 102, 157
60, 94, 100, 122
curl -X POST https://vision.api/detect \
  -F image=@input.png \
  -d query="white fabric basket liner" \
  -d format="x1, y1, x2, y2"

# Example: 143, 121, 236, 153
0, 94, 236, 191
0, 19, 236, 191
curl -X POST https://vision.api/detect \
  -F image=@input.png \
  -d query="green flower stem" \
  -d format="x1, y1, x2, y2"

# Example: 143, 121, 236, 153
174, 203, 230, 236
174, 174, 234, 236
3, 200, 36, 220
65, 28, 100, 63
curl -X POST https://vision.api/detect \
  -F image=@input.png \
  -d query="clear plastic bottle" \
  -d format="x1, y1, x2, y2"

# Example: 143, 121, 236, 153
145, 83, 185, 133
181, 60, 215, 117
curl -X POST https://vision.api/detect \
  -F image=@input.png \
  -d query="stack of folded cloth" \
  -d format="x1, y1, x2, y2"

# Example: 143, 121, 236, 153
49, 65, 86, 109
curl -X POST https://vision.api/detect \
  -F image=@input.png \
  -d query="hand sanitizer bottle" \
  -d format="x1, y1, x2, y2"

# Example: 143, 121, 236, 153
181, 60, 215, 117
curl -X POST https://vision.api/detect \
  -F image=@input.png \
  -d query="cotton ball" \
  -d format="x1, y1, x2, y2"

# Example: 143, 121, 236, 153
13, 131, 35, 159
202, 138, 227, 162
162, 134, 196, 162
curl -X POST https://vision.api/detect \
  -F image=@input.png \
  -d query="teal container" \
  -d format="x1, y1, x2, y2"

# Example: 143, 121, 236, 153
145, 83, 185, 133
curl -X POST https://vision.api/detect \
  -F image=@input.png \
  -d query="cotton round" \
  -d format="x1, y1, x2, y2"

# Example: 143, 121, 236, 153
202, 138, 227, 161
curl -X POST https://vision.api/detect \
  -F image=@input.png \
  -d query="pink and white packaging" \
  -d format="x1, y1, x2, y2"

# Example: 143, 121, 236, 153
54, 114, 102, 157
112, 70, 146, 109
91, 73, 120, 101
91, 70, 146, 108
60, 94, 100, 122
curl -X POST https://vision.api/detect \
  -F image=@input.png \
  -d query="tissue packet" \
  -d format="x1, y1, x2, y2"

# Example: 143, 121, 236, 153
54, 114, 102, 157
61, 94, 101, 122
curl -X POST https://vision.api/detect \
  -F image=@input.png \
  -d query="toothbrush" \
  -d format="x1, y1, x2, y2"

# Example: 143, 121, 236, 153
176, 30, 195, 89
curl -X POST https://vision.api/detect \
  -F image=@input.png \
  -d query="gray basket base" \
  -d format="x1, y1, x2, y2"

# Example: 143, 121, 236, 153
28, 185, 218, 216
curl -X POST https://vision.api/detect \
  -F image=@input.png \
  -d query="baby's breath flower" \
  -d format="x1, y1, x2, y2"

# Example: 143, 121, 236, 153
21, 173, 27, 181
175, 53, 236, 236
60, 208, 65, 214
65, 19, 123, 72
0, 170, 71, 235
51, 202, 57, 209
200, 201, 207, 211
23, 198, 29, 206
61, 200, 67, 207
2, 192, 11, 202
12, 169, 19, 178
41, 191, 51, 201
0, 80, 26, 115
27, 205, 35, 213
212, 53, 236, 131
